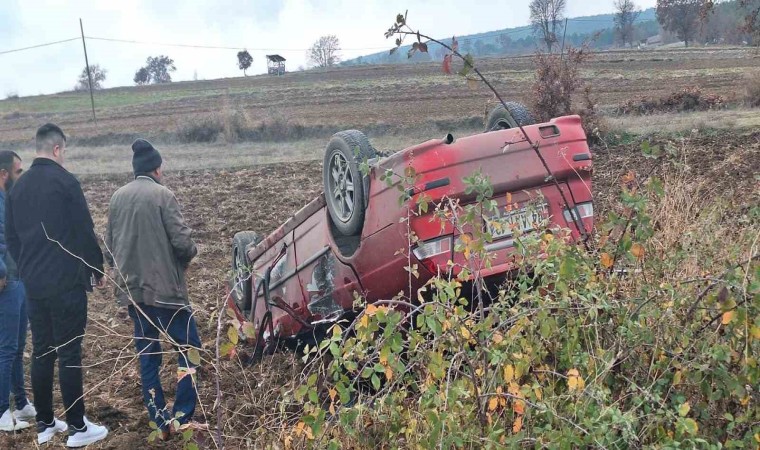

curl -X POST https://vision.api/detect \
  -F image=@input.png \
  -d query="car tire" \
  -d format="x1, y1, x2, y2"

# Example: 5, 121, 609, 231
323, 130, 377, 236
231, 231, 261, 312
485, 102, 536, 132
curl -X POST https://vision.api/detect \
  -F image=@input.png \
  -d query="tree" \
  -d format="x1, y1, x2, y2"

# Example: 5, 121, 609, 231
530, 0, 566, 53
614, 0, 642, 47
498, 34, 513, 53
237, 50, 253, 76
656, 0, 713, 47
473, 39, 486, 56
75, 64, 107, 91
134, 67, 150, 85
739, 0, 760, 46
133, 55, 176, 85
308, 35, 341, 68
145, 55, 176, 83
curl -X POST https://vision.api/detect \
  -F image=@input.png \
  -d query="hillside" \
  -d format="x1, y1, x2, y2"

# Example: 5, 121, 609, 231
343, 8, 658, 65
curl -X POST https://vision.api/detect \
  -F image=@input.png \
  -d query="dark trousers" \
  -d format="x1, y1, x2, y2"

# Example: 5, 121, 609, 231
0, 281, 29, 413
26, 287, 87, 428
128, 304, 201, 430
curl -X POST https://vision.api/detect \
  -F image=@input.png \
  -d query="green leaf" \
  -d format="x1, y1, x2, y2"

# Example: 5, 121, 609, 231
149, 421, 158, 430
459, 54, 474, 77
187, 443, 200, 450
220, 342, 234, 357
187, 348, 201, 366
241, 322, 256, 339
682, 418, 698, 435
227, 325, 239, 345
182, 429, 193, 440
371, 373, 381, 390
678, 402, 690, 417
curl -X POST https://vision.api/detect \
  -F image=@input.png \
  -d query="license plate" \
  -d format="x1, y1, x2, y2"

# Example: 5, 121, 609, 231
486, 203, 548, 240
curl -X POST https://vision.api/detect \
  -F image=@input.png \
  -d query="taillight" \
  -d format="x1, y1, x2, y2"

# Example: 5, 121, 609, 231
563, 202, 594, 222
412, 236, 453, 261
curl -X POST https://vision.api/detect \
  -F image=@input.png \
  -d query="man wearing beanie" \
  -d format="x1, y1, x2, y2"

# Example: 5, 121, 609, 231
105, 139, 200, 439
6, 123, 108, 447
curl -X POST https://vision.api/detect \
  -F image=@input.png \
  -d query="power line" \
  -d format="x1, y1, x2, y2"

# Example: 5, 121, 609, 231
85, 36, 390, 52
0, 37, 79, 56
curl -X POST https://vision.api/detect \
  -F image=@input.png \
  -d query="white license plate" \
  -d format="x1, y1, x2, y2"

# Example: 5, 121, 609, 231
487, 204, 548, 240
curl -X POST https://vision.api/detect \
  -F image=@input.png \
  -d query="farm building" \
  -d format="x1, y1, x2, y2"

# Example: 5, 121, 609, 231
266, 54, 286, 76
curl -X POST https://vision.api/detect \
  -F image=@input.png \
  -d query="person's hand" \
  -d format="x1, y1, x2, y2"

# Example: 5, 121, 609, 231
0, 277, 6, 292
96, 275, 107, 289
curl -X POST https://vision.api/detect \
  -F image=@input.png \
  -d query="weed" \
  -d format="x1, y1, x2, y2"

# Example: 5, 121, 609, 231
617, 86, 728, 115
744, 74, 760, 107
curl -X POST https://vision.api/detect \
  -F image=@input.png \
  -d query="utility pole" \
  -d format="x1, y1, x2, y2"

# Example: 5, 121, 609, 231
79, 18, 96, 122
560, 17, 569, 63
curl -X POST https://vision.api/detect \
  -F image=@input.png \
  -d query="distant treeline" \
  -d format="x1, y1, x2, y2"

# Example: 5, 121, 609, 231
343, 1, 754, 66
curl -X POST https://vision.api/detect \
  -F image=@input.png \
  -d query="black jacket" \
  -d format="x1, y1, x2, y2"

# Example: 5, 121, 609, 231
6, 158, 104, 299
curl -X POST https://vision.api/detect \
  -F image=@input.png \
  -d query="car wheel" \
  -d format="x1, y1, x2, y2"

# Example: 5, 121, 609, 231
323, 130, 377, 236
485, 102, 536, 132
231, 231, 261, 312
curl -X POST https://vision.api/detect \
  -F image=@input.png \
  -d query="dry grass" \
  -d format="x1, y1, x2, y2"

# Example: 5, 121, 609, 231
605, 107, 760, 135
13, 125, 481, 175
745, 74, 760, 107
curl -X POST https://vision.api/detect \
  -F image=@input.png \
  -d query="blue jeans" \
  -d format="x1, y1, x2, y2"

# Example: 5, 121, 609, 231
0, 281, 29, 413
128, 304, 201, 430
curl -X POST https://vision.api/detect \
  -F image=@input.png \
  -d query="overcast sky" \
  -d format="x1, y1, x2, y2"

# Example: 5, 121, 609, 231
1, 0, 657, 97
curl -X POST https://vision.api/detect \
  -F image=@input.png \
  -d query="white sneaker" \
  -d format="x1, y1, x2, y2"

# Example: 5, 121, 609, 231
0, 408, 31, 431
37, 418, 67, 444
66, 417, 108, 448
13, 402, 37, 421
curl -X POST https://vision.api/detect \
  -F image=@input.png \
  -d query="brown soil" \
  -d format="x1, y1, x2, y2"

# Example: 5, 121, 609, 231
0, 130, 757, 449
1, 48, 757, 146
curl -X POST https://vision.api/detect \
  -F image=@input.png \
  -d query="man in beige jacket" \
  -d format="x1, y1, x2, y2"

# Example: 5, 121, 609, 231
106, 139, 199, 438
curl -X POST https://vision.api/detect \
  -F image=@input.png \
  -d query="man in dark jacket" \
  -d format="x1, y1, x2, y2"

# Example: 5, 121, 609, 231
0, 151, 36, 432
106, 139, 200, 437
6, 124, 108, 447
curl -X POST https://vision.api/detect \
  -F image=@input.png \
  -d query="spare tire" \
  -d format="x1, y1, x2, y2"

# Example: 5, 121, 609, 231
231, 231, 261, 312
485, 102, 536, 132
323, 130, 377, 236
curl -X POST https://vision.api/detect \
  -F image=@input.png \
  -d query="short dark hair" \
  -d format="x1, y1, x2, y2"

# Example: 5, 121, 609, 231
0, 150, 20, 174
35, 123, 66, 152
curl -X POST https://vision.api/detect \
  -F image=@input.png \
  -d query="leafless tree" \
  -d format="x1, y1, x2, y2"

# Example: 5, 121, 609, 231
739, 0, 760, 46
656, 0, 713, 47
614, 0, 642, 47
75, 64, 107, 91
308, 35, 341, 68
530, 0, 566, 53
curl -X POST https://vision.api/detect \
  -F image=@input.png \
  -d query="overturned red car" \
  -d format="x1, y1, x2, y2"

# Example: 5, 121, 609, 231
227, 104, 594, 350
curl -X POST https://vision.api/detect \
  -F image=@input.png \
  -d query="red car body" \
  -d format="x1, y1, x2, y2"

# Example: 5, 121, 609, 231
229, 115, 593, 343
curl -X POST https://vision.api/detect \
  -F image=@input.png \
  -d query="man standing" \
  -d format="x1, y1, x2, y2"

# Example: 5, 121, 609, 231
0, 151, 36, 432
6, 124, 108, 447
106, 139, 200, 437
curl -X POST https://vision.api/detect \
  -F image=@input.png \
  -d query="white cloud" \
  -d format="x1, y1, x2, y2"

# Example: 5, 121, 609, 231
0, 0, 657, 96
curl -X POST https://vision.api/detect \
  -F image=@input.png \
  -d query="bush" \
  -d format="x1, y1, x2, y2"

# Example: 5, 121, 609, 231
745, 75, 760, 108
617, 86, 728, 115
531, 47, 592, 122
531, 46, 606, 144
176, 110, 314, 143
177, 115, 224, 143
273, 152, 759, 449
